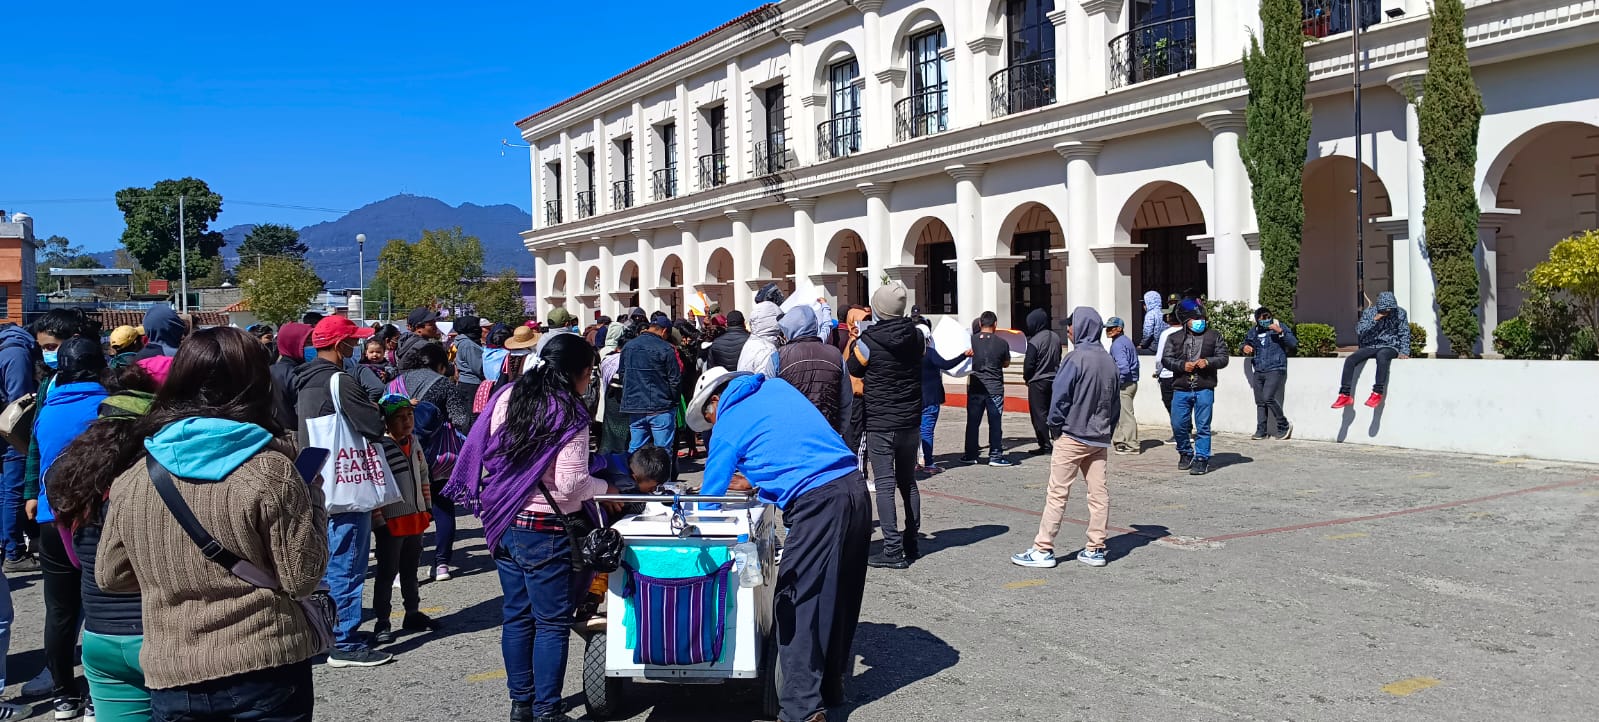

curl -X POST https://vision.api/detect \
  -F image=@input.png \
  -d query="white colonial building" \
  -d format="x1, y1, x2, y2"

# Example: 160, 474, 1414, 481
517, 0, 1599, 353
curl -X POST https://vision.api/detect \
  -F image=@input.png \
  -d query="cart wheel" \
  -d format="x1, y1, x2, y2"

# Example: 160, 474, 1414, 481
583, 632, 622, 720
760, 630, 783, 720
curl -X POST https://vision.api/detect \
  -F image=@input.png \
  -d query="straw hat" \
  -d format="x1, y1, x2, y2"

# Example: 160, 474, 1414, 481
503, 325, 539, 350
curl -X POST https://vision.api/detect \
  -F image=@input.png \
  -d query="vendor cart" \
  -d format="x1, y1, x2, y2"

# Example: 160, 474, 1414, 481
579, 493, 781, 719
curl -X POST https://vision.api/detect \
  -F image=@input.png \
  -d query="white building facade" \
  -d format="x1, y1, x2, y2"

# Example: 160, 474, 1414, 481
518, 0, 1599, 353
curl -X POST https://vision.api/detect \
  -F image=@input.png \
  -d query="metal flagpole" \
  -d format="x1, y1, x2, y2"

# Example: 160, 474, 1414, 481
178, 194, 188, 312
1353, 0, 1367, 311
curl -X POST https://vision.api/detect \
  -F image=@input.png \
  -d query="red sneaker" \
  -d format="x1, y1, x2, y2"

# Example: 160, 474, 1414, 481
1365, 392, 1384, 408
1331, 394, 1354, 409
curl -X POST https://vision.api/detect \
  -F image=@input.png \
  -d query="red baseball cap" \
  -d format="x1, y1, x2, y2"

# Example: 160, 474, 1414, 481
311, 316, 375, 349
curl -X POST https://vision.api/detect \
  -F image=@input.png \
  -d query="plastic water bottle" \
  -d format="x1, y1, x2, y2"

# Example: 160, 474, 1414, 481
732, 534, 762, 588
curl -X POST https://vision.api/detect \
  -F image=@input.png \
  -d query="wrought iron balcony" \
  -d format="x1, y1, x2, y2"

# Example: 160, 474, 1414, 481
611, 179, 633, 211
698, 153, 727, 189
1108, 16, 1198, 89
575, 191, 595, 220
1301, 0, 1379, 39
652, 167, 678, 201
894, 87, 949, 142
817, 114, 862, 162
752, 139, 792, 176
990, 58, 1056, 118
544, 200, 562, 225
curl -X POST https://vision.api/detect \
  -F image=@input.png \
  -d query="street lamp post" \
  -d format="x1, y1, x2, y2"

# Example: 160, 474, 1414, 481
356, 233, 366, 324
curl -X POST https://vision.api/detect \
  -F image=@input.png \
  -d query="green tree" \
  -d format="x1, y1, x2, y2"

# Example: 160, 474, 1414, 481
468, 269, 530, 325
374, 227, 484, 312
237, 223, 309, 271
1528, 228, 1599, 333
374, 238, 421, 310
1241, 0, 1313, 324
1418, 0, 1485, 354
33, 235, 103, 291
114, 178, 226, 282
239, 256, 325, 327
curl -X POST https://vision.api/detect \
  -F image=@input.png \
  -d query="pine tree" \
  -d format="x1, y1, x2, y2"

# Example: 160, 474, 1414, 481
1418, 0, 1484, 354
1241, 0, 1313, 323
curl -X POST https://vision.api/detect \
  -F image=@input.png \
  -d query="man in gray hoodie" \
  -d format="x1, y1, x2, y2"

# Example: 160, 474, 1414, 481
1012, 307, 1120, 569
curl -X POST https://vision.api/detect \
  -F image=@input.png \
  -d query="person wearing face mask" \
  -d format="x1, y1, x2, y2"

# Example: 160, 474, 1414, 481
1242, 307, 1296, 440
1160, 301, 1229, 476
290, 316, 393, 669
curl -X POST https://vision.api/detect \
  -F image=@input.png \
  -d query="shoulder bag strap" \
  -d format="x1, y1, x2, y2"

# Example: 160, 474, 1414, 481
328, 372, 345, 417
145, 456, 243, 569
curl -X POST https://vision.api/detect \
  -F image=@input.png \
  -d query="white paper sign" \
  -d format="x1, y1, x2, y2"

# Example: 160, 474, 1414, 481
930, 317, 973, 378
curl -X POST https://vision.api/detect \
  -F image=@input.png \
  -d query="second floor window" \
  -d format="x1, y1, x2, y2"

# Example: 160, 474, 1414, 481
655, 123, 678, 200
899, 28, 949, 141
614, 138, 634, 210
1112, 0, 1198, 87
700, 106, 727, 188
756, 84, 789, 175
994, 0, 1058, 117
821, 59, 861, 161
577, 150, 595, 219
546, 162, 563, 224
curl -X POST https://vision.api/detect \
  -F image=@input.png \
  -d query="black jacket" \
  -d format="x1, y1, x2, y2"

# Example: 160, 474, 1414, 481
76, 517, 142, 635
269, 356, 302, 432
706, 328, 750, 371
620, 333, 682, 415
1022, 309, 1063, 385
1160, 328, 1230, 391
777, 337, 849, 432
847, 317, 923, 431
290, 359, 385, 449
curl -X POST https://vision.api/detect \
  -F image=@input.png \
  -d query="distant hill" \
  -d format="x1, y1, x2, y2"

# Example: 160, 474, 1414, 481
92, 195, 533, 287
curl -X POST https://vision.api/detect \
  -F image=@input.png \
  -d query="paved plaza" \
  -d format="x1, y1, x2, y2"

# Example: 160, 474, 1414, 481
5, 413, 1595, 721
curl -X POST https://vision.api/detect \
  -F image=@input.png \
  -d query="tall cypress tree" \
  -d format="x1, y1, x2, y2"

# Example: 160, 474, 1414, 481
1241, 0, 1313, 323
1418, 0, 1484, 354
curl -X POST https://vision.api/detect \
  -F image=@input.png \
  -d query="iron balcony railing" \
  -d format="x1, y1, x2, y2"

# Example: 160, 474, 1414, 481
1108, 16, 1198, 88
611, 179, 633, 210
990, 58, 1056, 118
894, 87, 949, 142
698, 153, 727, 188
752, 139, 792, 176
575, 191, 595, 220
652, 167, 678, 201
544, 200, 562, 225
1301, 0, 1379, 38
817, 114, 862, 161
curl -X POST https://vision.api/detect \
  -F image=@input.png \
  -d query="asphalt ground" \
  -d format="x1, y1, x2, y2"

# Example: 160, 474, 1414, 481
5, 410, 1596, 721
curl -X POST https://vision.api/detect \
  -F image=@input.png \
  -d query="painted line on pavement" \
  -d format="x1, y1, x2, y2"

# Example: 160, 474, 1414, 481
1381, 677, 1441, 696
389, 606, 446, 618
1003, 579, 1048, 589
467, 669, 507, 683
920, 489, 1181, 543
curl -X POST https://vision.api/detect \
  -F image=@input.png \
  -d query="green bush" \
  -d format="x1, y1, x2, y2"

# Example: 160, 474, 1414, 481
1295, 323, 1338, 357
1408, 322, 1428, 356
1206, 300, 1255, 354
1573, 327, 1599, 360
1516, 283, 1579, 358
1492, 316, 1540, 359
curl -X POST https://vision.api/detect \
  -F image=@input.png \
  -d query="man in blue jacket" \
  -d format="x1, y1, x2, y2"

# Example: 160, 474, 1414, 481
621, 316, 682, 473
0, 324, 36, 571
1243, 306, 1297, 440
689, 369, 870, 722
1105, 317, 1141, 455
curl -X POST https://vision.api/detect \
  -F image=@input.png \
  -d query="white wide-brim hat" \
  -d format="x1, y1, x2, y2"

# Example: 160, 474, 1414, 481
686, 367, 752, 432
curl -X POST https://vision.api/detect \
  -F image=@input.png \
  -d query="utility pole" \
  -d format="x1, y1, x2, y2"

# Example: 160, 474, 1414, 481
1352, 0, 1367, 311
357, 233, 366, 324
178, 194, 188, 313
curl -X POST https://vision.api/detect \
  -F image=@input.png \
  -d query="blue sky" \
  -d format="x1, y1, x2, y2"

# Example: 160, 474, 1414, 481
0, 0, 757, 252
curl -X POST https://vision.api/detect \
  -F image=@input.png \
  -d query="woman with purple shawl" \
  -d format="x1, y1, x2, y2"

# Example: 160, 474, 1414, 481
442, 334, 608, 722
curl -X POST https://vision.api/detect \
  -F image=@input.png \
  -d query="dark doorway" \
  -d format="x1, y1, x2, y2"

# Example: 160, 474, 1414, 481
1133, 223, 1205, 345
921, 241, 957, 315
1011, 231, 1052, 327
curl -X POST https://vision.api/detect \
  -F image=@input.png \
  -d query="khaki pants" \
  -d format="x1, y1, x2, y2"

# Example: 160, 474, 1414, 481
1034, 437, 1110, 552
1112, 381, 1139, 451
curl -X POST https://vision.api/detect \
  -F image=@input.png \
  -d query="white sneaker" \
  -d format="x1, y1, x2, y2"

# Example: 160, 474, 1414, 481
0, 701, 24, 720
1010, 547, 1058, 568
21, 667, 53, 697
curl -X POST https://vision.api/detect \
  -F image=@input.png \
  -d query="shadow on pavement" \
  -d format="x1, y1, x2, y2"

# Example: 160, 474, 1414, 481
837, 622, 960, 718
1206, 452, 1254, 470
380, 595, 505, 656
915, 524, 1009, 560
1104, 524, 1171, 562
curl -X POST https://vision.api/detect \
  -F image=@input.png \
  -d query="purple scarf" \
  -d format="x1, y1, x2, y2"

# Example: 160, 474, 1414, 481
442, 383, 585, 553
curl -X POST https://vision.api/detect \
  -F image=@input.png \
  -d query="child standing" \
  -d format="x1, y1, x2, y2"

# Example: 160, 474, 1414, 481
372, 395, 437, 644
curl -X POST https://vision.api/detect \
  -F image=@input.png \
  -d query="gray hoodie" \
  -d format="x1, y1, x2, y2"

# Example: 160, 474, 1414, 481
1022, 308, 1063, 385
1046, 307, 1122, 448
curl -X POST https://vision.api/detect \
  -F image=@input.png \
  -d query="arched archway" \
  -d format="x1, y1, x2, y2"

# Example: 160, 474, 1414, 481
583, 266, 601, 294
996, 202, 1065, 328
618, 260, 641, 311
756, 239, 796, 296
549, 269, 568, 297
657, 254, 683, 317
1118, 180, 1207, 342
703, 248, 735, 313
1479, 121, 1599, 324
906, 217, 956, 315
822, 230, 869, 311
1301, 157, 1393, 342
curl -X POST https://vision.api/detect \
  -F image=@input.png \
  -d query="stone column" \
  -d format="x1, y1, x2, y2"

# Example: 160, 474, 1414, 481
530, 148, 545, 230
1055, 140, 1103, 314
781, 28, 810, 166
532, 250, 550, 319
1477, 209, 1520, 353
565, 247, 580, 314
1388, 70, 1435, 352
1077, 0, 1125, 98
632, 228, 656, 313
787, 198, 818, 289
854, 0, 887, 150
1199, 109, 1251, 303
593, 119, 609, 214
675, 219, 701, 315
857, 183, 893, 299
947, 165, 988, 320
1047, 9, 1073, 101
630, 101, 647, 201
559, 131, 575, 222
597, 237, 615, 317
726, 60, 747, 185
725, 210, 754, 312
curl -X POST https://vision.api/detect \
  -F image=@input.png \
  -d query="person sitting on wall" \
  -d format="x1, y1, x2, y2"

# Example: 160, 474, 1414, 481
1332, 291, 1410, 410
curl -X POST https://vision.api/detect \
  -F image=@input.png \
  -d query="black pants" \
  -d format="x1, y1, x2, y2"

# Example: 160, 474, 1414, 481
39, 522, 83, 700
964, 390, 1004, 459
1339, 346, 1399, 395
865, 429, 920, 558
1251, 369, 1290, 435
1159, 377, 1175, 412
845, 396, 866, 468
150, 660, 314, 722
431, 495, 457, 568
1026, 380, 1053, 449
372, 526, 422, 627
776, 472, 871, 722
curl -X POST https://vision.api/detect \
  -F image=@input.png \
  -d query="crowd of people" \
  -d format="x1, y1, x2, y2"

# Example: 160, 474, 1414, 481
0, 278, 1412, 722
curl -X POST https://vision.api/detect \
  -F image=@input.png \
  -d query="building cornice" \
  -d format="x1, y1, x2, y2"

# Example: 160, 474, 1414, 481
1196, 109, 1247, 134
967, 36, 1002, 55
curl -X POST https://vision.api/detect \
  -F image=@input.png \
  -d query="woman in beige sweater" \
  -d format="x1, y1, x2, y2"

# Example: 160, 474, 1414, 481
96, 326, 329, 722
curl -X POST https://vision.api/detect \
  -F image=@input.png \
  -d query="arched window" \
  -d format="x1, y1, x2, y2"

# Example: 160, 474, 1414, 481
898, 27, 949, 141
819, 59, 862, 161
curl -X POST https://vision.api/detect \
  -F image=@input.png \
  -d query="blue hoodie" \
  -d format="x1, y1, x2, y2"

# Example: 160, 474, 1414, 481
139, 304, 186, 357
699, 375, 857, 509
1140, 291, 1164, 350
35, 381, 111, 524
144, 418, 275, 481
0, 324, 36, 413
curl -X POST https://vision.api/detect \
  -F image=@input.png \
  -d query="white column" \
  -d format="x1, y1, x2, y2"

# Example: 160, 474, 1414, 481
630, 102, 647, 201
564, 247, 579, 312
1477, 210, 1520, 353
530, 147, 545, 230
787, 198, 818, 288
675, 82, 691, 195
1199, 110, 1251, 303
781, 28, 810, 167
559, 131, 574, 222
1077, 0, 1125, 98
675, 219, 700, 312
855, 1, 887, 150
725, 210, 754, 312
633, 228, 656, 313
1056, 140, 1103, 314
947, 165, 987, 319
1389, 71, 1436, 353
532, 250, 551, 318
726, 60, 748, 184
1047, 9, 1073, 99
597, 237, 615, 317
857, 183, 893, 299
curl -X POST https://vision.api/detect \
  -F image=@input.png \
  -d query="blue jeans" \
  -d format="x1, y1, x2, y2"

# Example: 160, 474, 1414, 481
628, 411, 675, 454
0, 567, 11, 689
495, 527, 575, 717
964, 392, 1005, 460
149, 660, 313, 722
322, 512, 372, 652
1, 443, 26, 559
919, 404, 941, 466
1170, 389, 1215, 459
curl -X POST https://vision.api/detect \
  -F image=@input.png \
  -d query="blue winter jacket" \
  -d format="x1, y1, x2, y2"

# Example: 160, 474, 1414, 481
619, 332, 681, 415
0, 325, 36, 454
1356, 291, 1412, 356
1109, 333, 1140, 384
1244, 323, 1299, 373
35, 381, 110, 524
699, 375, 857, 510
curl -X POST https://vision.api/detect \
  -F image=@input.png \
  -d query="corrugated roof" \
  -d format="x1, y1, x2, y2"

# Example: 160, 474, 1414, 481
515, 3, 779, 129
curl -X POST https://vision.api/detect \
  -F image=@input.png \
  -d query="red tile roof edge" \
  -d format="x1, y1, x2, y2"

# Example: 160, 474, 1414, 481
515, 3, 780, 130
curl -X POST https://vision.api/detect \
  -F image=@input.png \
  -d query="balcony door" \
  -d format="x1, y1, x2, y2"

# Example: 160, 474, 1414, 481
999, 0, 1056, 115
1124, 0, 1197, 85
906, 28, 949, 139
825, 59, 861, 159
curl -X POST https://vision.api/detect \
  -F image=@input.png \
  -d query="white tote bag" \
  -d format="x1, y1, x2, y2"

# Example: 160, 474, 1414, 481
303, 374, 401, 514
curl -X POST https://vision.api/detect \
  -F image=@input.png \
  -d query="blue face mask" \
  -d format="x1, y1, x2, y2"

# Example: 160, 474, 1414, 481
1189, 320, 1207, 334
304, 347, 318, 363
42, 350, 59, 369
1258, 318, 1274, 329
